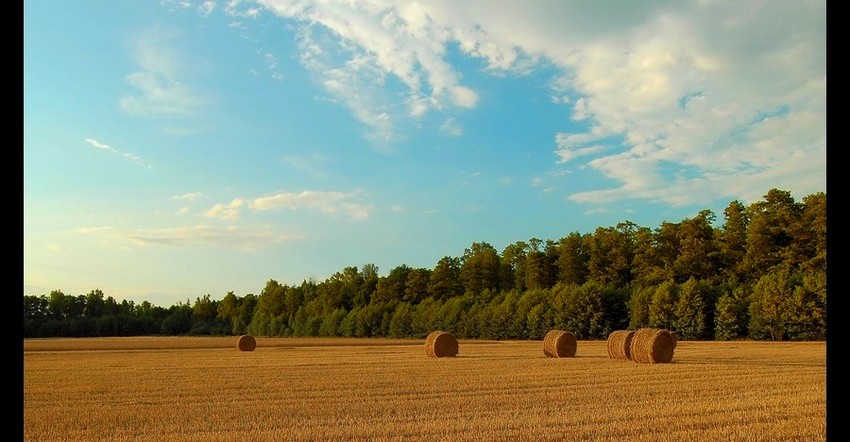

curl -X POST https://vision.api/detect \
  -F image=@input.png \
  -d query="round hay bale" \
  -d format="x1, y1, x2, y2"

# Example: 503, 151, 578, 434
237, 334, 256, 352
425, 331, 458, 358
606, 330, 635, 360
542, 329, 577, 358
629, 328, 675, 364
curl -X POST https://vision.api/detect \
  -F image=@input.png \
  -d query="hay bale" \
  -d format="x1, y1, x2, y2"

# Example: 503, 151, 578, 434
425, 331, 458, 358
629, 328, 675, 363
237, 334, 256, 352
542, 329, 577, 358
606, 330, 635, 360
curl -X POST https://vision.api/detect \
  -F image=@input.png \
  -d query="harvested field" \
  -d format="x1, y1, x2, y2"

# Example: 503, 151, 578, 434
23, 338, 826, 441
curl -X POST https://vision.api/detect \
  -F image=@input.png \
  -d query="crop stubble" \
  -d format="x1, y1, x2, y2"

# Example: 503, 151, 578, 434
23, 338, 826, 441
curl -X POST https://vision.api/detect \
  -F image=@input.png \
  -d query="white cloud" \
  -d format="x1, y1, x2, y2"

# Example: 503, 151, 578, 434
229, 1, 823, 207
77, 224, 301, 252
205, 198, 245, 221
257, 0, 482, 142
85, 138, 113, 151
261, 51, 285, 81
85, 138, 151, 169
199, 1, 216, 15
249, 190, 370, 220
439, 118, 463, 137
549, 1, 825, 207
554, 132, 610, 164
450, 86, 478, 108
172, 192, 204, 201
120, 25, 208, 118
341, 203, 370, 220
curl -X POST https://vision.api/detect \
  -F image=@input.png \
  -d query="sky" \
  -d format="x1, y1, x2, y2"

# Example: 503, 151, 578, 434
24, 0, 826, 308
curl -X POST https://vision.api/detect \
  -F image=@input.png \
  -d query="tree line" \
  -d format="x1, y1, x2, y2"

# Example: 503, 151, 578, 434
24, 188, 826, 341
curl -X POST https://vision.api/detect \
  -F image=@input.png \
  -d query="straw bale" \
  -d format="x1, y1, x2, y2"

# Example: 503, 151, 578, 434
425, 331, 458, 358
237, 334, 257, 352
606, 330, 635, 360
629, 328, 675, 363
542, 329, 577, 358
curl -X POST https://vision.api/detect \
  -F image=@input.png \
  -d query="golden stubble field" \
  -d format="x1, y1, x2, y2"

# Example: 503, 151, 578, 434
23, 337, 826, 441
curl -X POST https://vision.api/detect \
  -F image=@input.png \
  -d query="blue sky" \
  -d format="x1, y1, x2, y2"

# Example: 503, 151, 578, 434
24, 1, 826, 307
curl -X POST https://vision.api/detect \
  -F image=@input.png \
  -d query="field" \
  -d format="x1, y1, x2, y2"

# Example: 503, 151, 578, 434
24, 337, 826, 441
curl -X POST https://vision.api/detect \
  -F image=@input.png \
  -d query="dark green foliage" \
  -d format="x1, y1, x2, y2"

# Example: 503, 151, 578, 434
319, 308, 348, 337
403, 268, 432, 304
674, 278, 709, 340
160, 304, 192, 335
748, 268, 826, 341
674, 211, 719, 282
388, 302, 414, 338
556, 232, 589, 286
27, 188, 825, 341
410, 297, 441, 338
511, 289, 549, 339
788, 269, 826, 340
649, 280, 678, 331
435, 296, 474, 337
800, 193, 826, 272
744, 189, 802, 279
524, 238, 557, 290
428, 256, 463, 300
560, 282, 605, 340
585, 224, 634, 288
631, 227, 669, 287
718, 200, 749, 280
599, 286, 630, 337
628, 285, 654, 330
372, 265, 411, 305
714, 287, 750, 340
525, 301, 552, 340
477, 292, 512, 340
500, 241, 528, 292
460, 242, 501, 295
748, 269, 794, 340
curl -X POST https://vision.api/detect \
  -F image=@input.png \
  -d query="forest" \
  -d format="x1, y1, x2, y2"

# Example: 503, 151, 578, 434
23, 188, 827, 341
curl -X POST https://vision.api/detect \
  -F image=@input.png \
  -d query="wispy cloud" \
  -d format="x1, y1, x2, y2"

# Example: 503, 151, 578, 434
439, 118, 463, 137
249, 190, 371, 220
85, 138, 151, 169
281, 153, 332, 180
257, 50, 285, 82
120, 24, 208, 118
205, 198, 245, 221
252, 0, 482, 143
199, 1, 215, 16
172, 192, 204, 201
77, 224, 302, 252
554, 132, 610, 164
